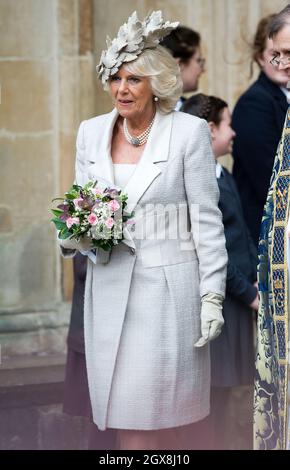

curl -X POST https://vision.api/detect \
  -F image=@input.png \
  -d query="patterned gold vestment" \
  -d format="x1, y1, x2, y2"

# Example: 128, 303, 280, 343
254, 107, 290, 449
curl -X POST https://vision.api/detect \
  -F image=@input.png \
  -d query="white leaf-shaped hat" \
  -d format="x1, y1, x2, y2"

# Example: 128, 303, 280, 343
97, 10, 179, 85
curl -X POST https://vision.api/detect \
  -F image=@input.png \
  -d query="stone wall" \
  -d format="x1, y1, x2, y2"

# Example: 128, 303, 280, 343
0, 0, 96, 361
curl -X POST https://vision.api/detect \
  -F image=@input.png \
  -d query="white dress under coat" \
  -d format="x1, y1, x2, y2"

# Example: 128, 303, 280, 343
63, 108, 227, 430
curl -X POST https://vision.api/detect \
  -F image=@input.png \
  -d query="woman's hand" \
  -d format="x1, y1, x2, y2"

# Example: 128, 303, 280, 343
250, 281, 260, 312
250, 293, 259, 311
194, 293, 224, 348
250, 283, 259, 311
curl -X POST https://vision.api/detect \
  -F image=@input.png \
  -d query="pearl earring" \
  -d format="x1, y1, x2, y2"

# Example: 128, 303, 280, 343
154, 96, 159, 102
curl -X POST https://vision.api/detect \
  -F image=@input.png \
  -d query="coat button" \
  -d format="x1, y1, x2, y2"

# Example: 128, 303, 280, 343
130, 247, 135, 255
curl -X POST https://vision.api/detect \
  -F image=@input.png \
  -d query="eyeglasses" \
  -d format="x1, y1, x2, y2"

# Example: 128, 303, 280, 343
196, 57, 206, 68
270, 55, 290, 67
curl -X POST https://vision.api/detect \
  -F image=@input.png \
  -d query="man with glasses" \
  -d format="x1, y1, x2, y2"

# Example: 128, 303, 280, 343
254, 4, 290, 450
232, 14, 289, 247
270, 9, 290, 81
270, 34, 290, 99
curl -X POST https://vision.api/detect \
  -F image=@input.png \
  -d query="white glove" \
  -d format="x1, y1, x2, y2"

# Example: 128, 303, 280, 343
58, 235, 93, 252
194, 293, 224, 348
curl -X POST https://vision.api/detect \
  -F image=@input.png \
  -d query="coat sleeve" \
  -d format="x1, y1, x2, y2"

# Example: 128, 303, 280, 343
226, 260, 257, 305
232, 91, 281, 205
59, 120, 87, 258
184, 119, 228, 298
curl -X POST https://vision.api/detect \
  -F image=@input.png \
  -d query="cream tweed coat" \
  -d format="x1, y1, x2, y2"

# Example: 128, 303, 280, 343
63, 108, 227, 430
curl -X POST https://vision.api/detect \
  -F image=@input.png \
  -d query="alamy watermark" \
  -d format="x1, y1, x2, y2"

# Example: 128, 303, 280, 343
106, 201, 201, 250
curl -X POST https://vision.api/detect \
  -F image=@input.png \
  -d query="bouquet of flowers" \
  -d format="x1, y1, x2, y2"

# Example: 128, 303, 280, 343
51, 180, 134, 252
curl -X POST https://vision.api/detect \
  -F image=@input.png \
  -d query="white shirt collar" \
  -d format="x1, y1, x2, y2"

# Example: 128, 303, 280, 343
216, 162, 223, 179
280, 85, 290, 104
175, 98, 184, 111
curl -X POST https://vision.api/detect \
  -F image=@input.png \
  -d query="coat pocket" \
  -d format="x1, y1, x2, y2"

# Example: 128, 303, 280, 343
137, 239, 198, 268
162, 261, 201, 340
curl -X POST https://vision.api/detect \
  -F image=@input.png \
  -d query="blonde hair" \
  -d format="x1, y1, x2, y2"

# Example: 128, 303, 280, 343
105, 46, 183, 114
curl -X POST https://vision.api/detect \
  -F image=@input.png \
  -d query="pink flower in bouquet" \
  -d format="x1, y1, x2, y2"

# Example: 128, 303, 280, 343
73, 198, 83, 209
91, 187, 104, 195
88, 213, 98, 225
108, 199, 120, 212
105, 217, 114, 229
66, 217, 80, 228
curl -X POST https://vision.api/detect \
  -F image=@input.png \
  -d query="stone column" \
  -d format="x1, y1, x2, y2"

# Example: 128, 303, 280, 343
0, 0, 95, 362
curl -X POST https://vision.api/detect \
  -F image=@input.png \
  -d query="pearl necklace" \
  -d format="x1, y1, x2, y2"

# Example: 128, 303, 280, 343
123, 114, 155, 146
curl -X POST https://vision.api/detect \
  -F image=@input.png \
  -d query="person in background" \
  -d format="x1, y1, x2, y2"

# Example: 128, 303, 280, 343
161, 25, 205, 110
232, 14, 289, 246
63, 253, 117, 449
254, 4, 290, 450
182, 94, 259, 450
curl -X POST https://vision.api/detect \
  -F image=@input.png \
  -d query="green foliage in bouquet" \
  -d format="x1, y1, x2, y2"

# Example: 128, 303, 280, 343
51, 181, 134, 252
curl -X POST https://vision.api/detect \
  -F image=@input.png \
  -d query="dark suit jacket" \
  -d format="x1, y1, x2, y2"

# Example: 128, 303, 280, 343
210, 167, 258, 387
67, 252, 87, 353
232, 72, 288, 245
64, 253, 117, 448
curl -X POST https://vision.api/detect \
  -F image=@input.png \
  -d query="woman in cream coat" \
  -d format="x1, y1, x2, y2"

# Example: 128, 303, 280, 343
60, 11, 227, 450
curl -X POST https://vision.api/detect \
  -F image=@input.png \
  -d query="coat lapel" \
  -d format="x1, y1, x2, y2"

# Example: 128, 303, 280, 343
86, 108, 173, 250
87, 108, 173, 212
123, 110, 173, 214
87, 109, 118, 184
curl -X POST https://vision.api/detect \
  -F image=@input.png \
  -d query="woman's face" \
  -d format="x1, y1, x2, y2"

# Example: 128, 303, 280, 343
210, 107, 236, 159
109, 66, 154, 121
179, 47, 205, 93
258, 37, 289, 86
